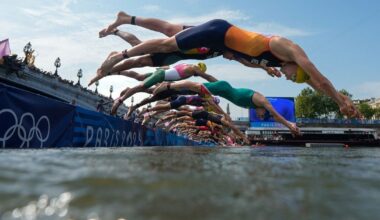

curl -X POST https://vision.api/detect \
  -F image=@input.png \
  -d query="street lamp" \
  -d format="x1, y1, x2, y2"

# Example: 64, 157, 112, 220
76, 69, 83, 86
54, 57, 61, 76
23, 42, 33, 64
131, 96, 134, 106
109, 85, 113, 98
95, 81, 99, 94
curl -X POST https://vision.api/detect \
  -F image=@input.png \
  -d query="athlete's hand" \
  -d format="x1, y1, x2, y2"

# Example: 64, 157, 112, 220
266, 67, 281, 77
339, 94, 363, 119
289, 122, 301, 137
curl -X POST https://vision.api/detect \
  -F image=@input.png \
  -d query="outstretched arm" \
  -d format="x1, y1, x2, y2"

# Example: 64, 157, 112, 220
235, 57, 281, 77
192, 65, 218, 82
252, 92, 301, 136
290, 45, 359, 118
306, 78, 362, 118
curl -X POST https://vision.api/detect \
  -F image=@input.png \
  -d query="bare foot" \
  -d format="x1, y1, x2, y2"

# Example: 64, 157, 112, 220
99, 28, 118, 38
138, 108, 148, 117
88, 52, 119, 86
125, 106, 135, 119
142, 114, 151, 125
100, 52, 123, 76
111, 98, 123, 115
105, 11, 132, 34
153, 82, 169, 95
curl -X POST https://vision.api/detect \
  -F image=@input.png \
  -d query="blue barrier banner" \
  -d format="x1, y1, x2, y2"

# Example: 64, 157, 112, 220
73, 107, 142, 147
0, 83, 75, 148
0, 83, 204, 148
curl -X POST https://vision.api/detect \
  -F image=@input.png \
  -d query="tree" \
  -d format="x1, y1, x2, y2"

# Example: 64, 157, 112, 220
295, 88, 317, 118
358, 103, 375, 119
295, 87, 354, 119
374, 108, 380, 120
333, 89, 354, 119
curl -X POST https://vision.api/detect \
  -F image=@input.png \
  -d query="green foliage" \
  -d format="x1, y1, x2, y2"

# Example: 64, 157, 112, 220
295, 88, 316, 118
374, 108, 380, 119
358, 103, 376, 119
295, 88, 353, 119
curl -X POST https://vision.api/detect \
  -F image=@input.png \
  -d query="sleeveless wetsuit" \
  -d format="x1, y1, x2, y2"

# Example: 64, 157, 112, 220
170, 95, 218, 110
149, 25, 222, 66
143, 64, 194, 88
203, 80, 256, 108
150, 50, 222, 66
175, 19, 283, 67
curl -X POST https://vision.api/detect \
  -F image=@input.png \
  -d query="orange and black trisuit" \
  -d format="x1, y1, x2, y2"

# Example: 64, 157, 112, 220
175, 19, 283, 67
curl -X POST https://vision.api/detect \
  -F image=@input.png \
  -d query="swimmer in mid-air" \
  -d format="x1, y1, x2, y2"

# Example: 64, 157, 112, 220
97, 12, 360, 118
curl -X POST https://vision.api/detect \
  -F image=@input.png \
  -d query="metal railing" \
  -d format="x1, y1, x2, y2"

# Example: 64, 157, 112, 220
296, 118, 380, 125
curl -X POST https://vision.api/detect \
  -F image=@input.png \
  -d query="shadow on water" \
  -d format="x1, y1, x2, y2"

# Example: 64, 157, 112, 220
0, 146, 380, 220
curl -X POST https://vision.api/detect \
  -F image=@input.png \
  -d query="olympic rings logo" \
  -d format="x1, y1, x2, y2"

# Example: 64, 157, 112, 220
0, 109, 50, 148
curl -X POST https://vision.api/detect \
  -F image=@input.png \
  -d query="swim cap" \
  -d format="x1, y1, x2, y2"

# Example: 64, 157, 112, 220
197, 62, 207, 72
295, 66, 310, 83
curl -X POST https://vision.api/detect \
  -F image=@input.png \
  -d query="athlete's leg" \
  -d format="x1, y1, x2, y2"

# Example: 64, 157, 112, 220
147, 103, 171, 112
88, 51, 126, 86
124, 37, 179, 58
110, 55, 154, 74
113, 69, 165, 114
126, 95, 161, 119
98, 37, 178, 75
111, 84, 145, 115
119, 70, 152, 81
115, 30, 142, 46
100, 11, 184, 38
88, 51, 120, 86
153, 81, 202, 95
120, 84, 152, 97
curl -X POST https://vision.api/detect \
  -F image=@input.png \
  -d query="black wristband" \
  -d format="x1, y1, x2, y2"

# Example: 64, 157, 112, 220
131, 16, 136, 25
122, 49, 129, 59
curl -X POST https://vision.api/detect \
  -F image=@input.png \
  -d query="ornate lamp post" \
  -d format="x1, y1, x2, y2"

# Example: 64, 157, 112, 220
23, 42, 33, 64
109, 85, 113, 99
54, 57, 61, 76
76, 69, 83, 86
95, 81, 99, 94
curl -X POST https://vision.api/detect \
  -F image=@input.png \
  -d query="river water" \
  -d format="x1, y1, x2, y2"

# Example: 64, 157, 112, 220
0, 146, 379, 220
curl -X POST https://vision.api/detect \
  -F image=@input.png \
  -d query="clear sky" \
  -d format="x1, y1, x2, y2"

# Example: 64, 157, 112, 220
1, 0, 379, 118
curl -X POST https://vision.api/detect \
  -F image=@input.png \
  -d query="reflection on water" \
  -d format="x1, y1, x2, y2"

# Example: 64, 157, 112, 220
2, 193, 72, 219
0, 147, 380, 220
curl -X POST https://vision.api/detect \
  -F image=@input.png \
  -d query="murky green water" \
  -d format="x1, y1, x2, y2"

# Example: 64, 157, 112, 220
0, 146, 380, 220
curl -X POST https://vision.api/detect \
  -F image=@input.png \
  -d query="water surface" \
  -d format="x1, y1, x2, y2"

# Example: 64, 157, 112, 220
1, 146, 379, 220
